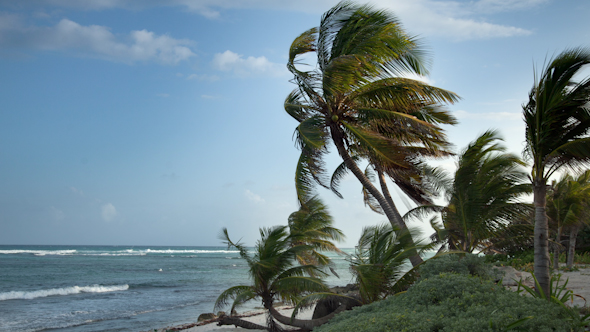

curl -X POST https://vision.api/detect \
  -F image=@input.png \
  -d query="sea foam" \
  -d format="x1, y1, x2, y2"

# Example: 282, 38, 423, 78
0, 249, 77, 255
0, 284, 129, 301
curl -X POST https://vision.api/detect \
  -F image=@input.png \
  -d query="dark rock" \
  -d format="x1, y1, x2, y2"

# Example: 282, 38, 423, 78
312, 294, 361, 319
197, 312, 216, 322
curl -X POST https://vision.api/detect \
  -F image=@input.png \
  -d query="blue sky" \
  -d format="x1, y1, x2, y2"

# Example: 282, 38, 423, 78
1, 0, 589, 247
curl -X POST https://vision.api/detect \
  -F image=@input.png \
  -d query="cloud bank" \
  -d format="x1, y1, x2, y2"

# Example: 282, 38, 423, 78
0, 15, 195, 64
14, 0, 544, 41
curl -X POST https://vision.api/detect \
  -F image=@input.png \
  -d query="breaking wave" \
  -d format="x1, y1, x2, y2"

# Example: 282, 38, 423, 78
0, 284, 129, 301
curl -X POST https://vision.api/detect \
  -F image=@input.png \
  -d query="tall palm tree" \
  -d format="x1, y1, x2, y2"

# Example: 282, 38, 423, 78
523, 47, 590, 297
409, 131, 531, 253
215, 227, 342, 331
285, 1, 459, 266
287, 196, 345, 274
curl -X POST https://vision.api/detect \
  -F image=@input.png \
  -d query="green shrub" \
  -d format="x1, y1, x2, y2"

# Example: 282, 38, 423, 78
314, 274, 582, 332
485, 250, 536, 272
419, 253, 501, 280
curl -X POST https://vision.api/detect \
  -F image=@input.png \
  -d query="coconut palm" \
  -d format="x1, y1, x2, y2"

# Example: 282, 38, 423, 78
523, 47, 590, 297
215, 227, 342, 331
408, 130, 531, 253
287, 196, 345, 274
349, 223, 427, 304
547, 170, 590, 268
285, 1, 459, 266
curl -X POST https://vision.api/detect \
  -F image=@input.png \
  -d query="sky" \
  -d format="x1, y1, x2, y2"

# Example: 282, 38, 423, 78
1, 0, 590, 247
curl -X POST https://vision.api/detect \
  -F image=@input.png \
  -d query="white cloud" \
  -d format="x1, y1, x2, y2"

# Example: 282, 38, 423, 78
212, 50, 287, 77
453, 110, 522, 121
101, 203, 117, 221
0, 17, 195, 64
25, 0, 540, 41
244, 189, 265, 204
200, 94, 219, 99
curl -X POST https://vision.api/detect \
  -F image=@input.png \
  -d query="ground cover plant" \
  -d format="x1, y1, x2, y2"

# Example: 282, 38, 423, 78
313, 273, 583, 332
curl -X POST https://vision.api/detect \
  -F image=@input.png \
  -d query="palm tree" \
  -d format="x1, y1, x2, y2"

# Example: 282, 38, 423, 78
547, 170, 590, 268
215, 227, 343, 331
523, 47, 590, 297
408, 130, 531, 253
349, 223, 427, 304
287, 196, 345, 275
285, 1, 459, 266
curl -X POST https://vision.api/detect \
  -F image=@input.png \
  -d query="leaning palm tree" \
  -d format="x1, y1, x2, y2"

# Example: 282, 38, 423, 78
215, 227, 343, 331
285, 1, 459, 266
287, 196, 345, 275
523, 47, 590, 297
407, 131, 531, 253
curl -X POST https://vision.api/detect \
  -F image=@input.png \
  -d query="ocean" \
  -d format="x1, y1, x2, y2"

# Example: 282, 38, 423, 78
0, 245, 355, 332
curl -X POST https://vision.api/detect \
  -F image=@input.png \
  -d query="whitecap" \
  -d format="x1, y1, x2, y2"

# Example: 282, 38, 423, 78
0, 284, 129, 301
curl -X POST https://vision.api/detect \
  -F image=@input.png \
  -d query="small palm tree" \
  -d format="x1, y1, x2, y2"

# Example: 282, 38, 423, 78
349, 224, 427, 304
215, 227, 341, 331
286, 1, 459, 267
523, 47, 590, 297
410, 131, 531, 253
288, 196, 345, 274
547, 170, 590, 268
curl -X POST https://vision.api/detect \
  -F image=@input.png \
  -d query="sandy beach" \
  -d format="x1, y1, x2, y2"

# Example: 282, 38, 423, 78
150, 267, 590, 332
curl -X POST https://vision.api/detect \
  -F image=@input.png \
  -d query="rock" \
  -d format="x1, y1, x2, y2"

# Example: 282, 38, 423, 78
216, 311, 226, 317
496, 266, 534, 287
312, 294, 362, 319
197, 312, 217, 322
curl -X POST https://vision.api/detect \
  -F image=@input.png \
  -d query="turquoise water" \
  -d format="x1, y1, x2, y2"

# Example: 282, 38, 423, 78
0, 245, 355, 332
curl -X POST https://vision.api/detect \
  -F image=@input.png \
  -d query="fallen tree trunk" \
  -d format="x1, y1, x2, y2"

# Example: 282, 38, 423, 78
217, 315, 270, 330
266, 304, 346, 330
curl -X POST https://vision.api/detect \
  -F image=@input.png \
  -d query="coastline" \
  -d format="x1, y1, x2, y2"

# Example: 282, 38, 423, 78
149, 306, 316, 332
151, 267, 590, 332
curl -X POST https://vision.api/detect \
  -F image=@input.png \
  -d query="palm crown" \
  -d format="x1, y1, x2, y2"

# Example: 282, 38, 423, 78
285, 1, 459, 207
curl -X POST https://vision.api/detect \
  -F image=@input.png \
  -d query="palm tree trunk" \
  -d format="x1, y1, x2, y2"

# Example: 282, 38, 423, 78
217, 316, 275, 331
376, 167, 423, 266
332, 136, 423, 266
567, 225, 580, 268
266, 304, 345, 330
533, 181, 551, 298
553, 226, 563, 270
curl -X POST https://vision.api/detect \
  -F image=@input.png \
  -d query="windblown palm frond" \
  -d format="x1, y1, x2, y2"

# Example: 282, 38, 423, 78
350, 223, 430, 303
286, 2, 458, 263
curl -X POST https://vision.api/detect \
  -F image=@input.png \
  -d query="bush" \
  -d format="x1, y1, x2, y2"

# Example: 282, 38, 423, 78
419, 253, 501, 280
314, 274, 581, 332
485, 250, 535, 272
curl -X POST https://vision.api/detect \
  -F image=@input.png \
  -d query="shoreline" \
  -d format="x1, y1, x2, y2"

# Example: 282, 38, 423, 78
148, 306, 316, 332
151, 267, 590, 332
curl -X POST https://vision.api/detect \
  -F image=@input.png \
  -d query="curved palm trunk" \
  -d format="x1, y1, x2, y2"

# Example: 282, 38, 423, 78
376, 167, 423, 266
553, 226, 563, 270
217, 316, 275, 331
567, 225, 580, 268
266, 303, 345, 330
332, 136, 423, 266
533, 181, 551, 298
